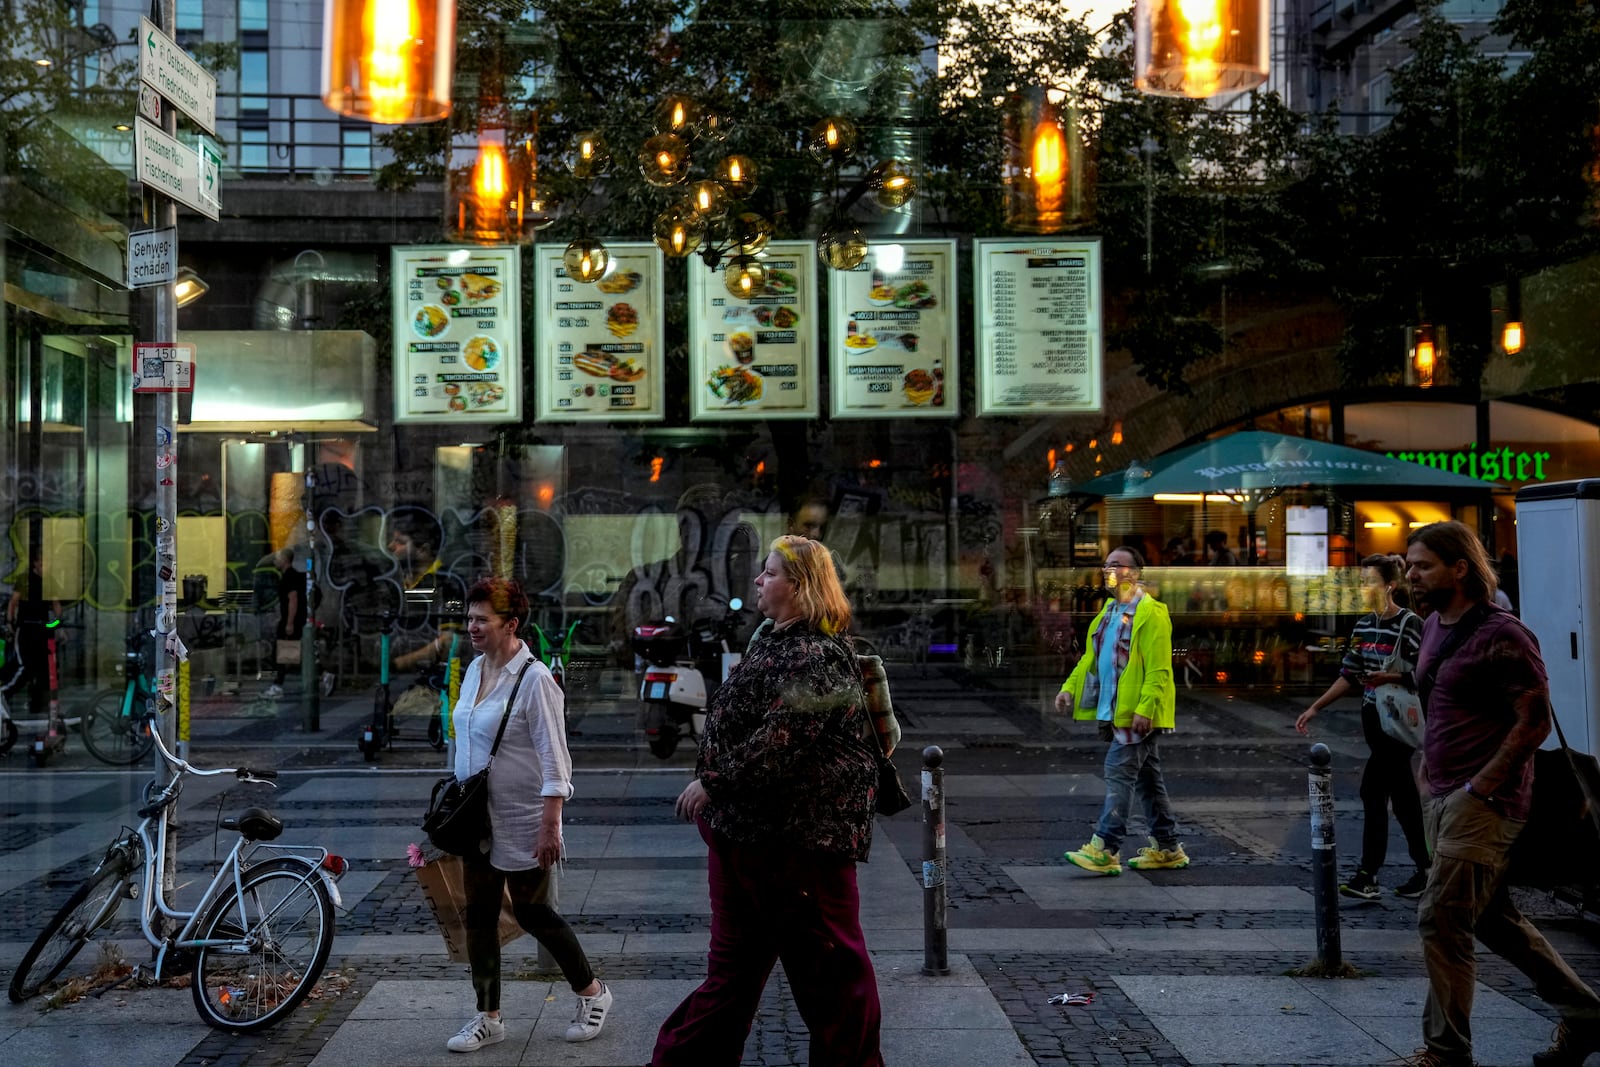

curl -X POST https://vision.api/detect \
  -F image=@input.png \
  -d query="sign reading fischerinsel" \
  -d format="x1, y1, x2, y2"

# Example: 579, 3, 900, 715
829, 240, 958, 418
134, 118, 218, 220
689, 241, 819, 421
392, 245, 521, 424
974, 238, 1103, 415
534, 243, 665, 422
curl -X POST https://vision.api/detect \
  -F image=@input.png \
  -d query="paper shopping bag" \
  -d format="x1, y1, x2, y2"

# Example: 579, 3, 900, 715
413, 854, 522, 962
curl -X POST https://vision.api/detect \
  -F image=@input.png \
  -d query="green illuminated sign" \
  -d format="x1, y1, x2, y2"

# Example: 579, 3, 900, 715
1385, 445, 1551, 483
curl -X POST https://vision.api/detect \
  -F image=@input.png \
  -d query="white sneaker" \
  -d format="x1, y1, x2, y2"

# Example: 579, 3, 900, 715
447, 1012, 505, 1052
565, 982, 611, 1042
263, 684, 284, 698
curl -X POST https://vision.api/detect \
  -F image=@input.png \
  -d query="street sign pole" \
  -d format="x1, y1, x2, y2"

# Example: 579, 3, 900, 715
146, 0, 182, 932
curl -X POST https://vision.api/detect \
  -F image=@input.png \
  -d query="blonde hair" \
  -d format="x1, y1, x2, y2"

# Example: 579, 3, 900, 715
771, 535, 851, 636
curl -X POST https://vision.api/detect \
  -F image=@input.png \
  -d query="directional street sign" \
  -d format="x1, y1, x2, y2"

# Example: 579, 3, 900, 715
139, 17, 216, 134
134, 117, 219, 220
198, 140, 221, 214
127, 227, 178, 289
132, 342, 196, 393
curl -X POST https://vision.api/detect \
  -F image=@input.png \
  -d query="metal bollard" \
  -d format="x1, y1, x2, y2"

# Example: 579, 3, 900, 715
922, 745, 949, 976
1308, 743, 1342, 970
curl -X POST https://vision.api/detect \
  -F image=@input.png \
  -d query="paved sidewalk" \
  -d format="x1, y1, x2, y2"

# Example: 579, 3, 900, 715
3, 678, 1597, 1065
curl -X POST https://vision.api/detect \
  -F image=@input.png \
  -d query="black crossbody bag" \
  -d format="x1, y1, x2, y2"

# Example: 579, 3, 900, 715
422, 660, 533, 856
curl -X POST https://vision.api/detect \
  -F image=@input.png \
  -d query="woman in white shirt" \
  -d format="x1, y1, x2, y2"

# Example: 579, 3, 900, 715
444, 578, 613, 1054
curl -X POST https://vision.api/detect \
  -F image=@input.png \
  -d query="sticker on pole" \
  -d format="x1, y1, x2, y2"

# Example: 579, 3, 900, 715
133, 342, 196, 393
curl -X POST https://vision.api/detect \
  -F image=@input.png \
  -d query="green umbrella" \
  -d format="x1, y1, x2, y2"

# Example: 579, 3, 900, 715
1072, 431, 1502, 499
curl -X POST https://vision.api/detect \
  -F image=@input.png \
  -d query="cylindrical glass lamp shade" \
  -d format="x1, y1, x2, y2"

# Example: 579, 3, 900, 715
446, 118, 549, 242
1003, 90, 1088, 233
322, 0, 457, 124
1405, 324, 1447, 389
1134, 0, 1269, 98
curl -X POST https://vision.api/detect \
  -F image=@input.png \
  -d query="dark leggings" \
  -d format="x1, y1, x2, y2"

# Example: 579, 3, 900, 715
462, 856, 595, 1012
1359, 703, 1430, 875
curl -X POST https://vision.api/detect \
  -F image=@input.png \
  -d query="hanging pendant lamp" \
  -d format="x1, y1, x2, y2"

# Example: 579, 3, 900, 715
1134, 0, 1269, 99
1004, 89, 1088, 233
322, 0, 457, 124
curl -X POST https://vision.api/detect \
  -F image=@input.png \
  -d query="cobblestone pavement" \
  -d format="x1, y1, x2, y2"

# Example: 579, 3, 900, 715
4, 665, 1597, 1065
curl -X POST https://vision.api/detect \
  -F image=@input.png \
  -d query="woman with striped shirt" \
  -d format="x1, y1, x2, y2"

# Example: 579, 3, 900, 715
1296, 554, 1430, 901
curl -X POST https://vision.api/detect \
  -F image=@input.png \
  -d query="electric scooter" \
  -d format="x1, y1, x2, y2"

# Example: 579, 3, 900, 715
632, 596, 745, 759
5, 618, 71, 766
0, 624, 19, 755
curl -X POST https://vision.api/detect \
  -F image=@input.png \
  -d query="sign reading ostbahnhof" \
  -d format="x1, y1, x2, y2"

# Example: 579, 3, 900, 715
139, 16, 217, 134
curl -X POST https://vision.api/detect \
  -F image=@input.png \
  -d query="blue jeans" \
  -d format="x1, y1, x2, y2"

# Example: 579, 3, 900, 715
1095, 734, 1177, 854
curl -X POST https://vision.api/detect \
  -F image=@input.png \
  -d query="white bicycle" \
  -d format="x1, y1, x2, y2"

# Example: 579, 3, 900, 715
7, 710, 348, 1031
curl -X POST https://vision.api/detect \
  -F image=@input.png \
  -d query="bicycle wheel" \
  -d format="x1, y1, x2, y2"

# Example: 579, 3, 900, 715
81, 688, 155, 766
190, 858, 335, 1032
9, 852, 133, 1002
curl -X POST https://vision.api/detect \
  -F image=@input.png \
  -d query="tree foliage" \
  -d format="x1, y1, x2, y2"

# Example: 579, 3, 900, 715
367, 0, 1600, 397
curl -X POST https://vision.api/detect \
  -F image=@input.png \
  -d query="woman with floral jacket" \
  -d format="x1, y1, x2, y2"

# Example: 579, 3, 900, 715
650, 535, 884, 1067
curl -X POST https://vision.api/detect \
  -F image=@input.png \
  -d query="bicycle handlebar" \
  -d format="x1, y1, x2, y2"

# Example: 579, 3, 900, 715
141, 711, 279, 788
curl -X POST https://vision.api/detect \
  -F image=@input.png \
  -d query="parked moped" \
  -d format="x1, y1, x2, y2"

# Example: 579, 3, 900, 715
632, 597, 745, 759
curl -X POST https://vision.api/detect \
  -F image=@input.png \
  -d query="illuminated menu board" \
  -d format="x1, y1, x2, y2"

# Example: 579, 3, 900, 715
533, 242, 665, 422
688, 241, 819, 421
392, 244, 521, 424
828, 240, 958, 419
974, 238, 1103, 415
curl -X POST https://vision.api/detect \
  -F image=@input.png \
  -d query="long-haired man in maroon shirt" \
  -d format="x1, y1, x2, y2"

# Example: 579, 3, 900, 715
1402, 521, 1600, 1067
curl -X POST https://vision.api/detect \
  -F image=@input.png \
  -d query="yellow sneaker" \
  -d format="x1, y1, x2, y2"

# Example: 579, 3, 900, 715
1064, 835, 1121, 875
1126, 838, 1190, 870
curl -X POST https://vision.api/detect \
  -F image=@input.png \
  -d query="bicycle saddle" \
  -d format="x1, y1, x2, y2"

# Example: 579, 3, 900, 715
222, 806, 283, 841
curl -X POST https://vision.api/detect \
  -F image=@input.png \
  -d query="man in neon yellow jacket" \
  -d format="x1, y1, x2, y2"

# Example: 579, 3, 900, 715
1053, 546, 1189, 875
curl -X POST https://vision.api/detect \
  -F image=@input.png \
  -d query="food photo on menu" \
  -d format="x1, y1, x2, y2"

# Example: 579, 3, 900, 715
606, 301, 640, 337
573, 347, 645, 383
707, 364, 763, 405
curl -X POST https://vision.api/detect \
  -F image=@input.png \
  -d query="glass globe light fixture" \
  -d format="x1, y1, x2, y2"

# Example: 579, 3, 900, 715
640, 133, 691, 187
867, 159, 916, 208
686, 179, 729, 219
653, 206, 706, 257
699, 107, 728, 143
563, 237, 610, 283
573, 130, 609, 179
654, 94, 699, 135
818, 222, 868, 270
807, 116, 859, 165
724, 255, 767, 299
526, 181, 562, 231
716, 154, 758, 198
728, 211, 773, 255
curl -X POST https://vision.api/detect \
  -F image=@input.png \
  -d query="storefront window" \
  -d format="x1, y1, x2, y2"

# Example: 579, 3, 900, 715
4, 0, 1600, 756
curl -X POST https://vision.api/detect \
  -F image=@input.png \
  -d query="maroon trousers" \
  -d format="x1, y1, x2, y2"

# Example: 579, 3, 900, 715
650, 818, 885, 1067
